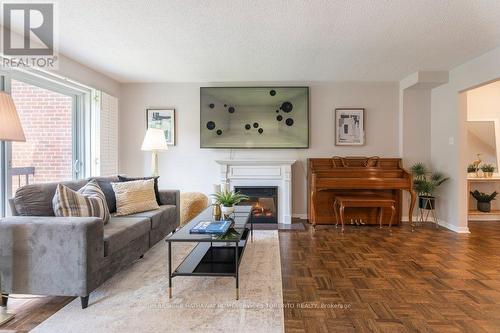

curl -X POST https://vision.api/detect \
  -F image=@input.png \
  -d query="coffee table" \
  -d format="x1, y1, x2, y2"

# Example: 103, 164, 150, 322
165, 205, 252, 300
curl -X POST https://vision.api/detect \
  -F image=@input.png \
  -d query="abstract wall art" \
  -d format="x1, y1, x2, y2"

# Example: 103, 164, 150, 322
200, 87, 309, 148
334, 108, 365, 146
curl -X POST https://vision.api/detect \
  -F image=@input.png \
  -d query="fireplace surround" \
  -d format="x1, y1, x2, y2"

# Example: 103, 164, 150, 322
216, 159, 295, 224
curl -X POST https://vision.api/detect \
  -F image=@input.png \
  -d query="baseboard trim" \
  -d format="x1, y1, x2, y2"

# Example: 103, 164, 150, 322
402, 216, 470, 234
468, 214, 500, 221
292, 214, 307, 220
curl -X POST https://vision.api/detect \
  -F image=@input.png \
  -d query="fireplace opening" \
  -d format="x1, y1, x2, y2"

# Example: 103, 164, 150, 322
234, 186, 278, 224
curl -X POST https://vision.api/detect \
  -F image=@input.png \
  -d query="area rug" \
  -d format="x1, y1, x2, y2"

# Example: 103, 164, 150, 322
32, 231, 284, 333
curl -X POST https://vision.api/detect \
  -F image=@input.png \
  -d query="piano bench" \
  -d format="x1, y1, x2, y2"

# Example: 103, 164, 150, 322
333, 195, 396, 232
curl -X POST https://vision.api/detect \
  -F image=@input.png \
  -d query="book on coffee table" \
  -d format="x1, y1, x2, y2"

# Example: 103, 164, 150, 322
189, 220, 233, 234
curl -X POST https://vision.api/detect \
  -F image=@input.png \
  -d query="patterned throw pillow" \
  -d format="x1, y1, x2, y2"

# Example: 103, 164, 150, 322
53, 179, 110, 224
112, 178, 160, 216
117, 175, 161, 205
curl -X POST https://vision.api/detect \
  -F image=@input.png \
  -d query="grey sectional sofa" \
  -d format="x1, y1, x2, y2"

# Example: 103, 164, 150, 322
0, 176, 179, 309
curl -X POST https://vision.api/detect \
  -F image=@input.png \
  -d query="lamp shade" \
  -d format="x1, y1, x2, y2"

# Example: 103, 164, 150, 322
0, 91, 25, 142
141, 128, 168, 151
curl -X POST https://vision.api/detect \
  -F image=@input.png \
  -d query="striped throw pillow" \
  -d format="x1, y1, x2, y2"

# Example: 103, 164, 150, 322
53, 179, 110, 224
112, 178, 160, 216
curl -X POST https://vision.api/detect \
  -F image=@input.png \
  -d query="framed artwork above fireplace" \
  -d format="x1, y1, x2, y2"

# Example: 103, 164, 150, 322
200, 87, 309, 149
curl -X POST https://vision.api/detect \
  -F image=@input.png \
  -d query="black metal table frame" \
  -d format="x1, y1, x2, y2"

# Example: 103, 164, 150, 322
166, 210, 253, 300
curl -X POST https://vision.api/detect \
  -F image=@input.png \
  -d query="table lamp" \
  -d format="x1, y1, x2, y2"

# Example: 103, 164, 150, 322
0, 91, 25, 325
141, 128, 168, 177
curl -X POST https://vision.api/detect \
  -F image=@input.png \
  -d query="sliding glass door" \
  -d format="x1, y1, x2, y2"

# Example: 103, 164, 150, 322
1, 72, 88, 215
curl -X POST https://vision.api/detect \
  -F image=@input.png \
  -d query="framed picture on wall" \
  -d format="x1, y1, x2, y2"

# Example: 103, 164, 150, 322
334, 108, 365, 145
146, 109, 176, 145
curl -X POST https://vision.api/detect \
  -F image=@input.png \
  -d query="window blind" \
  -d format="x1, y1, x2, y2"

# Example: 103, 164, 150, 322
97, 92, 119, 176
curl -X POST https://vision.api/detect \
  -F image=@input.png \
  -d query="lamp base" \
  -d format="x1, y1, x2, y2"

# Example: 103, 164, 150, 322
0, 310, 14, 326
151, 151, 159, 177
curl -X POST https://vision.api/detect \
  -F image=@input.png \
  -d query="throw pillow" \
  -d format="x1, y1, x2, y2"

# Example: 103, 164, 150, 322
112, 178, 160, 216
52, 179, 110, 224
118, 175, 161, 205
92, 179, 118, 213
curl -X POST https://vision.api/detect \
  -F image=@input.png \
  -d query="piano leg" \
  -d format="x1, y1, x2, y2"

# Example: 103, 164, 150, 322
409, 190, 417, 232
378, 207, 383, 229
389, 205, 396, 232
333, 199, 340, 229
339, 204, 345, 232
311, 190, 317, 229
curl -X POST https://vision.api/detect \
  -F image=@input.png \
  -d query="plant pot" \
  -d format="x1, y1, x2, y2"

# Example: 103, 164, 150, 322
418, 195, 435, 210
477, 201, 491, 213
484, 172, 494, 178
467, 172, 477, 178
220, 205, 235, 217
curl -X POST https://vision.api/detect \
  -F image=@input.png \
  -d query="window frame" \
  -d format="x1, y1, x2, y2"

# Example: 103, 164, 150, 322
0, 69, 93, 216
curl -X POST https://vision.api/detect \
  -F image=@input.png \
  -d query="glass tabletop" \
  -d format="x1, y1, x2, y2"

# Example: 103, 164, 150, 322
166, 205, 252, 243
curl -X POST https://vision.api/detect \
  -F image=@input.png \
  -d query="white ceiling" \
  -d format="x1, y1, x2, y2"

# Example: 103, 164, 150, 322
8, 0, 500, 82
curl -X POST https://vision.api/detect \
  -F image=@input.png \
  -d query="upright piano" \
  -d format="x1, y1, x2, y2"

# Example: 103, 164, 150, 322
308, 156, 416, 226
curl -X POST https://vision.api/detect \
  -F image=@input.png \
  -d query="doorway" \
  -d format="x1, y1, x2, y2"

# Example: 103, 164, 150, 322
463, 80, 500, 223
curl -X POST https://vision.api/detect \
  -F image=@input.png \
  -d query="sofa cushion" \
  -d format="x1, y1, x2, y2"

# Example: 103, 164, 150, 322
112, 179, 159, 216
13, 176, 121, 217
53, 180, 110, 224
92, 180, 117, 214
125, 205, 176, 229
118, 175, 161, 205
103, 216, 150, 256
14, 179, 88, 216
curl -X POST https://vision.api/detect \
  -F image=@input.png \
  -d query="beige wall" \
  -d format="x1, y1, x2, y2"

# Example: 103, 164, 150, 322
399, 88, 433, 219
118, 82, 399, 217
466, 122, 497, 166
401, 89, 432, 167
467, 80, 500, 120
431, 46, 500, 233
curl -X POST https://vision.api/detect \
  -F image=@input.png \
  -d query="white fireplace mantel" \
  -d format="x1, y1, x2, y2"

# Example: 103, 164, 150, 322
215, 159, 296, 224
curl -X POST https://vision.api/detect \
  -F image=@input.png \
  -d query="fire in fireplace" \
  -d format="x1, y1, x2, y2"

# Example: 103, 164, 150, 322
234, 186, 278, 223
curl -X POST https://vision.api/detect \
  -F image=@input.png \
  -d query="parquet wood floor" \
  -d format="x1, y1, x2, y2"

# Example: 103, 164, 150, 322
280, 221, 500, 333
0, 294, 72, 333
3, 221, 500, 332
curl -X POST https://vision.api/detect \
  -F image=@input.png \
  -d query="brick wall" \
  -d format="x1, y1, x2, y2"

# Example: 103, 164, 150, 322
11, 79, 73, 193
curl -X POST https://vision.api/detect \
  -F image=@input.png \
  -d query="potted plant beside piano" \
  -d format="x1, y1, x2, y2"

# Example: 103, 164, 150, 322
410, 163, 449, 210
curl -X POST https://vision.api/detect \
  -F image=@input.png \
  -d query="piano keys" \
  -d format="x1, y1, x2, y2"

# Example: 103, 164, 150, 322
307, 156, 416, 227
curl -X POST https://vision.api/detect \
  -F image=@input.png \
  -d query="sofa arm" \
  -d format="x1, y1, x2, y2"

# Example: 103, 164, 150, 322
159, 190, 180, 228
0, 216, 103, 297
159, 189, 179, 206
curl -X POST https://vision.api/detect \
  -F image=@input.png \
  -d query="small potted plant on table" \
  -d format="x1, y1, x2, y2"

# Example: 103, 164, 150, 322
410, 163, 449, 210
211, 190, 249, 218
480, 164, 495, 178
467, 164, 478, 177
470, 190, 498, 212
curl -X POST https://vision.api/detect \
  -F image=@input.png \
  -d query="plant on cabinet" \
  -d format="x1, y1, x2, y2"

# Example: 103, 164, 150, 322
480, 164, 495, 178
470, 190, 498, 213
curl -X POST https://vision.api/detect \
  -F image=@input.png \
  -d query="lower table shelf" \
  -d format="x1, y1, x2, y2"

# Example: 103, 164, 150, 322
172, 228, 249, 277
